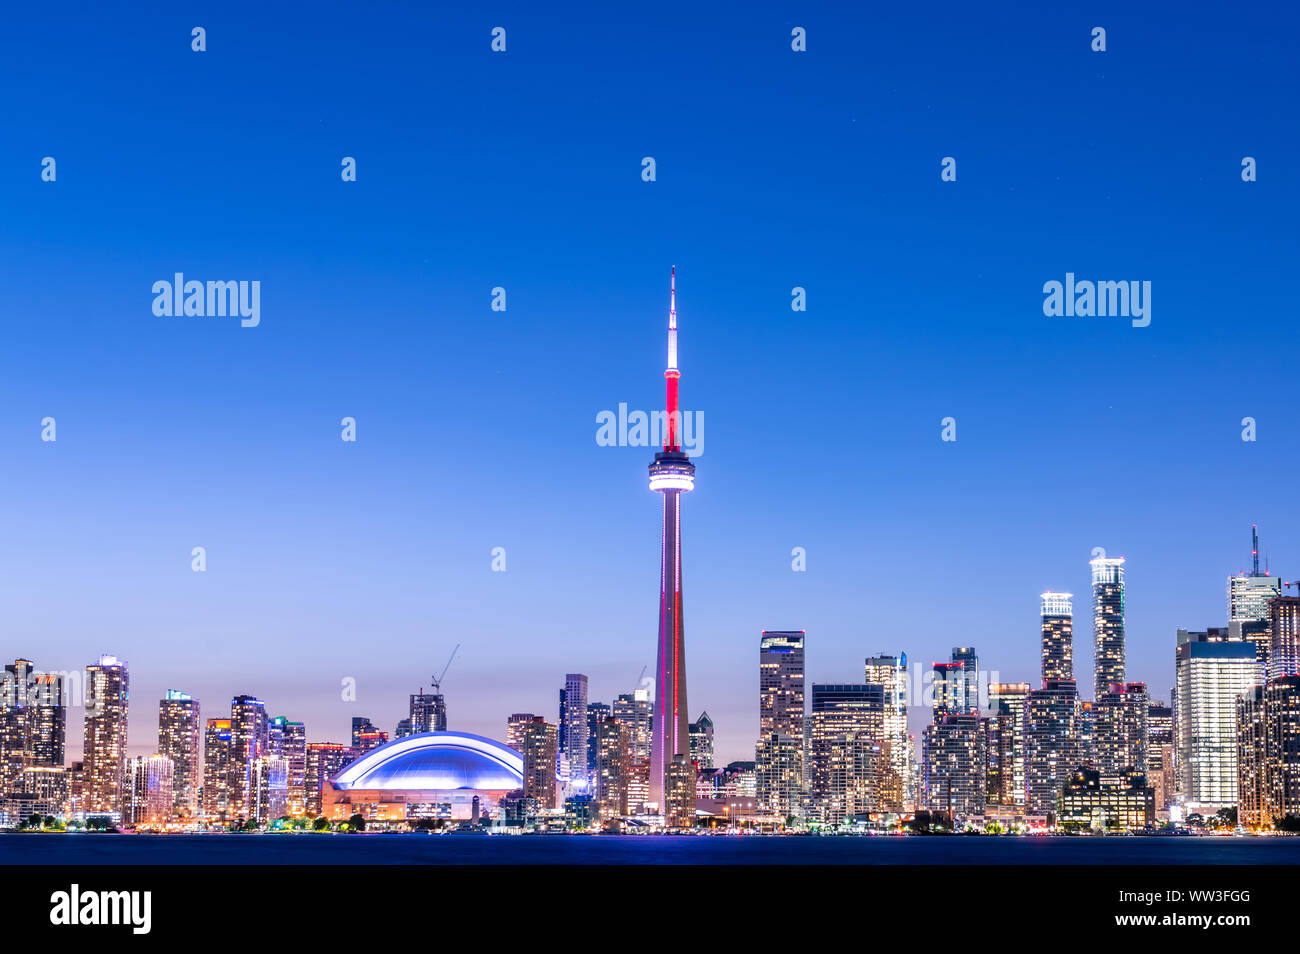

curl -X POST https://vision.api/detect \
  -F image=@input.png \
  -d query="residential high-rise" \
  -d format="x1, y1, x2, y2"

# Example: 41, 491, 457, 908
506, 713, 536, 753
1024, 679, 1082, 816
202, 718, 233, 822
229, 695, 268, 820
268, 717, 307, 816
304, 742, 349, 817
922, 714, 986, 820
82, 655, 129, 818
1236, 686, 1268, 829
612, 690, 652, 761
157, 690, 201, 819
0, 661, 65, 793
757, 632, 806, 819
1237, 676, 1300, 829
124, 755, 174, 826
1147, 700, 1174, 814
809, 684, 884, 825
350, 717, 386, 755
252, 756, 289, 823
989, 682, 1030, 807
1090, 556, 1126, 699
586, 702, 611, 782
950, 647, 980, 713
1095, 682, 1149, 777
931, 662, 963, 720
1263, 676, 1300, 826
689, 712, 714, 769
558, 674, 589, 785
760, 632, 805, 736
1268, 597, 1300, 682
864, 653, 909, 810
1040, 592, 1074, 683
594, 717, 629, 821
521, 717, 558, 810
1175, 628, 1257, 812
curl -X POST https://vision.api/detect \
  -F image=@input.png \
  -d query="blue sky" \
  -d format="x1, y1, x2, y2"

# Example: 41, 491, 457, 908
1, 2, 1297, 763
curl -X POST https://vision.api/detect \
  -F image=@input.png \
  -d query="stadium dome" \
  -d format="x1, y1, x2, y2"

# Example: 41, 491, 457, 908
332, 732, 524, 792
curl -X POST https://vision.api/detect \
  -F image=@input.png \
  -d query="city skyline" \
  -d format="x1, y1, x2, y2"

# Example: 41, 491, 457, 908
2, 3, 1298, 772
10, 526, 1291, 769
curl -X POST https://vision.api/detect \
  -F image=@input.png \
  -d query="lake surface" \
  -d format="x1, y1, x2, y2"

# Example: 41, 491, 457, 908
4, 832, 1298, 865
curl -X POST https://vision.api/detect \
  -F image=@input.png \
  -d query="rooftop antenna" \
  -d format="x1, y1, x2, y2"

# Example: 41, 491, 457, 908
432, 644, 460, 695
1252, 524, 1260, 576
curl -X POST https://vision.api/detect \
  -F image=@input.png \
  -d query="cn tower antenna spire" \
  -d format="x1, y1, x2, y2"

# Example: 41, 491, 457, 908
664, 266, 680, 450
1252, 524, 1260, 576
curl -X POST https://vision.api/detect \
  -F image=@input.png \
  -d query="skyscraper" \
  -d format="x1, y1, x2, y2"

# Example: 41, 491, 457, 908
1040, 592, 1074, 683
689, 711, 714, 769
124, 755, 174, 826
594, 717, 629, 821
506, 713, 536, 753
268, 716, 307, 817
1091, 556, 1126, 698
1024, 678, 1082, 816
757, 632, 805, 819
586, 702, 612, 782
559, 673, 589, 785
989, 682, 1030, 807
1268, 596, 1300, 682
202, 718, 233, 822
1175, 628, 1257, 812
521, 717, 558, 810
83, 655, 129, 818
1095, 682, 1149, 777
304, 742, 349, 817
922, 714, 986, 820
809, 684, 885, 825
406, 689, 447, 735
158, 690, 201, 819
760, 632, 805, 737
1229, 525, 1281, 625
649, 267, 695, 817
863, 653, 909, 810
229, 695, 268, 820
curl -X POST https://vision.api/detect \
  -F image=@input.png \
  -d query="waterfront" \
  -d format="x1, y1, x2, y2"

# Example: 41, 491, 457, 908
4, 832, 1299, 865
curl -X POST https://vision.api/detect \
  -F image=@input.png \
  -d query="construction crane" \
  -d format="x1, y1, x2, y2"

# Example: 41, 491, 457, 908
433, 644, 460, 694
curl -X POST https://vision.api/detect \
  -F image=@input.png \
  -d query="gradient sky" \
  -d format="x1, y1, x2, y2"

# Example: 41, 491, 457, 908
1, 2, 1297, 764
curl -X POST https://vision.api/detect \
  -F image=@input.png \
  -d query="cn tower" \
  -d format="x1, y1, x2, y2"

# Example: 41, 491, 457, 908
649, 266, 695, 815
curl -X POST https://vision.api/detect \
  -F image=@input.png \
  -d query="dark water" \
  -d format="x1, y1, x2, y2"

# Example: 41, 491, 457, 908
4, 832, 1299, 865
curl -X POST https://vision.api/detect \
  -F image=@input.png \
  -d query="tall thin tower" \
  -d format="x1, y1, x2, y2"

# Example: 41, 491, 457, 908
649, 267, 695, 814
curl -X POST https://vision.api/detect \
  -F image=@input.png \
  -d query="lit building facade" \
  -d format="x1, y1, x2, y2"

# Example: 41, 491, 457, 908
229, 695, 268, 820
202, 718, 233, 822
689, 711, 714, 769
125, 755, 174, 826
989, 682, 1029, 807
304, 742, 350, 817
1095, 682, 1148, 777
1024, 679, 1082, 817
268, 716, 307, 816
594, 717, 629, 821
1058, 769, 1154, 831
922, 714, 986, 820
558, 673, 588, 785
158, 690, 201, 819
1040, 591, 1074, 682
1090, 557, 1127, 700
809, 684, 884, 825
1268, 597, 1300, 682
864, 653, 909, 810
1176, 629, 1257, 811
83, 655, 129, 819
757, 632, 805, 818
521, 717, 558, 810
